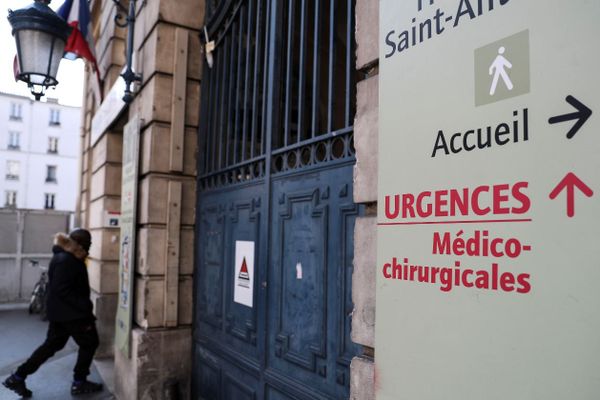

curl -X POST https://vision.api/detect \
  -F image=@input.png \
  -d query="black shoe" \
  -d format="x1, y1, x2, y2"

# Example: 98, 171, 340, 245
71, 380, 103, 395
2, 374, 32, 398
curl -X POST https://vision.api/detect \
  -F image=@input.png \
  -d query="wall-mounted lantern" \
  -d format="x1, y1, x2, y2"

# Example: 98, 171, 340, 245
7, 0, 71, 100
8, 0, 141, 104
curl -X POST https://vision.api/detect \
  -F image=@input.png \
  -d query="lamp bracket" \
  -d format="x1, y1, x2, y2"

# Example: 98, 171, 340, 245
111, 0, 142, 103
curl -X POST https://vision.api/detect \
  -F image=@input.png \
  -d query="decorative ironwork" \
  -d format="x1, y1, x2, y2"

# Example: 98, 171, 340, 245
203, 0, 238, 43
112, 0, 129, 27
271, 131, 355, 175
200, 159, 265, 190
112, 0, 142, 103
199, 0, 357, 192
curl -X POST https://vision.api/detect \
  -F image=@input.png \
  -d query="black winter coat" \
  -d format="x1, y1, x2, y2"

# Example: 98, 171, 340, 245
46, 234, 95, 322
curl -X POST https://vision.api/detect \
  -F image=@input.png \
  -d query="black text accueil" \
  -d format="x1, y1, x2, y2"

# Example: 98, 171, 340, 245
431, 108, 529, 157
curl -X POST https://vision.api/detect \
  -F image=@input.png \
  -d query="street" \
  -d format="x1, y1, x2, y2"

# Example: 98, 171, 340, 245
0, 306, 113, 400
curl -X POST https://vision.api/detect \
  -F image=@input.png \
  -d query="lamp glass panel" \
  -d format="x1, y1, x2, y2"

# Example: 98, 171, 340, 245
17, 29, 65, 84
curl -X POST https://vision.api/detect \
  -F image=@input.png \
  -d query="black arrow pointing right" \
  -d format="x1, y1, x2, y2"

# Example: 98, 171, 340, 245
548, 95, 593, 139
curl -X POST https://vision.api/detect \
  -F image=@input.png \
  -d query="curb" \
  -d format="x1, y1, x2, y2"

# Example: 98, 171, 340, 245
0, 303, 29, 311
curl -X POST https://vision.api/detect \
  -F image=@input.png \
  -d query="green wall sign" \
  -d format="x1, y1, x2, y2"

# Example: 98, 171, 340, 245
115, 115, 141, 357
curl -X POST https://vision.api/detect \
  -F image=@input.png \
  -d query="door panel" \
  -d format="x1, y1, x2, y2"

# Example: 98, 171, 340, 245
195, 183, 264, 366
194, 345, 261, 400
194, 347, 221, 400
274, 184, 328, 373
224, 193, 261, 349
266, 166, 358, 399
265, 384, 314, 400
265, 386, 296, 400
197, 201, 226, 331
223, 373, 257, 400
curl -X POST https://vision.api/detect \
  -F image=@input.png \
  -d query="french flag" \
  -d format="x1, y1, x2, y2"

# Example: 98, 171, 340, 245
57, 0, 97, 66
57, 0, 103, 99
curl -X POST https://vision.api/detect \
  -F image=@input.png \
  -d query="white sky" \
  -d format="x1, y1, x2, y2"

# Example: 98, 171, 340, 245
1, 0, 85, 107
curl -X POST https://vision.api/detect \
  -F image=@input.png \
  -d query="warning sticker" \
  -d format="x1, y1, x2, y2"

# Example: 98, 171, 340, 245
234, 241, 255, 307
238, 257, 250, 288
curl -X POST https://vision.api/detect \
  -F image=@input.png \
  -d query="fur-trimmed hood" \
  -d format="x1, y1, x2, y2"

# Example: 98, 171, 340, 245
54, 233, 88, 260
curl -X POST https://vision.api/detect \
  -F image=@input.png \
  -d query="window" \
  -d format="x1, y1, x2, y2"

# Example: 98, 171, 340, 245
8, 131, 20, 150
49, 109, 60, 125
5, 191, 17, 207
10, 103, 22, 120
48, 137, 59, 154
44, 193, 55, 209
6, 161, 20, 180
46, 165, 57, 183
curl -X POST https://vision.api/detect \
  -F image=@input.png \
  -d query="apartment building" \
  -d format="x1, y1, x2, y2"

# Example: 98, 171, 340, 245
0, 92, 80, 211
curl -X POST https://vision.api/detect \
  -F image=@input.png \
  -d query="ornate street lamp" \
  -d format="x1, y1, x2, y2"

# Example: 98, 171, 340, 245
7, 0, 72, 100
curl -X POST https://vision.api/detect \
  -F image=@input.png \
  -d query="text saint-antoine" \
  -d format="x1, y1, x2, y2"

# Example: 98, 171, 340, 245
384, 0, 511, 60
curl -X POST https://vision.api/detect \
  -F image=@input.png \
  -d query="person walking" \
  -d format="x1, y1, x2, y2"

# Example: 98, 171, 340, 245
3, 228, 103, 398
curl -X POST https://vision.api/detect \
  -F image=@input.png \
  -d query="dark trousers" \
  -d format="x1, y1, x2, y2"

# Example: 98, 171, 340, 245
16, 319, 99, 381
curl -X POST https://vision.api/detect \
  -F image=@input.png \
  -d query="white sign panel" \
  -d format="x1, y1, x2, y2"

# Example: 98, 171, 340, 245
103, 210, 120, 228
234, 240, 255, 308
90, 78, 126, 146
115, 115, 141, 357
378, 1, 600, 399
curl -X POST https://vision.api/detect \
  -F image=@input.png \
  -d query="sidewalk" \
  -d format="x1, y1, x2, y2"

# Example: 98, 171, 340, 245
0, 307, 114, 400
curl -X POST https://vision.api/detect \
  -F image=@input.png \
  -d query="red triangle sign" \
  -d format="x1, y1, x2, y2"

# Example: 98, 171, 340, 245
238, 257, 250, 281
240, 257, 249, 274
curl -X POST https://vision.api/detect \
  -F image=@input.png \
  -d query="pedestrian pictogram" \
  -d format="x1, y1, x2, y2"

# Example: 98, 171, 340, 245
474, 30, 530, 106
548, 95, 593, 139
549, 172, 594, 217
489, 46, 513, 95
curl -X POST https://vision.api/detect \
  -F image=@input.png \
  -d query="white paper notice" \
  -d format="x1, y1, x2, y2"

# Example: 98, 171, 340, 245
234, 241, 255, 307
296, 262, 303, 279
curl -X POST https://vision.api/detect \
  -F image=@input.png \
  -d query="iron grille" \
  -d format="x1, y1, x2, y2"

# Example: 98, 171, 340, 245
200, 0, 356, 191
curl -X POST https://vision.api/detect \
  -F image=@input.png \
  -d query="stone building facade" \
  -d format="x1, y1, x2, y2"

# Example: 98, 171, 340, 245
350, 2, 378, 398
79, 0, 379, 398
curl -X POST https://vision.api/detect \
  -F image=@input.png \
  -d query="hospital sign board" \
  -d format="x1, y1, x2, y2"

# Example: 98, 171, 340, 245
377, 1, 600, 399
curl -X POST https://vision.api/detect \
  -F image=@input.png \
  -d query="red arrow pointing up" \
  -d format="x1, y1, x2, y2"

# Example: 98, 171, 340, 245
549, 172, 594, 217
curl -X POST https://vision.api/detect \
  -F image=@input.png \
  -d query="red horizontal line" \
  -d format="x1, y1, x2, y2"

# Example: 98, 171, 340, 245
378, 218, 533, 226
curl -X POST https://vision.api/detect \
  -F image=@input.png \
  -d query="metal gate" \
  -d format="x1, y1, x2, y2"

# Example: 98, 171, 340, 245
193, 1, 359, 398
